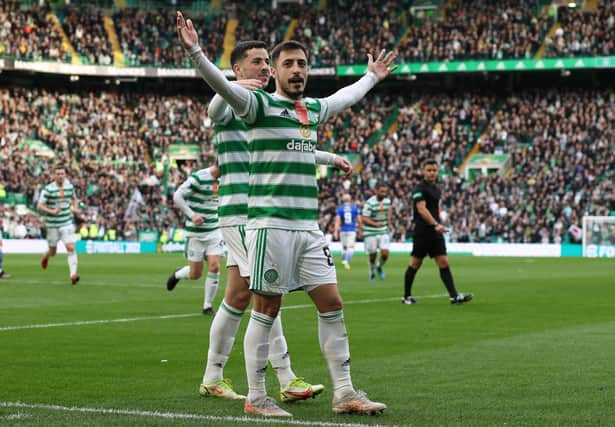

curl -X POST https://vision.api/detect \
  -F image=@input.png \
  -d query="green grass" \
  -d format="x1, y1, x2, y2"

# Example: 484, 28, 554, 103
1, 254, 614, 426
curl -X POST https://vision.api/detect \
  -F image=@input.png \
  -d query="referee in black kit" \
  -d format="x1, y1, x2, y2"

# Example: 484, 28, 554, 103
402, 158, 473, 305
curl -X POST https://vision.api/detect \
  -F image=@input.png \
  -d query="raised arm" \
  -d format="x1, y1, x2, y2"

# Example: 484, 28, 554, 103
320, 50, 397, 122
208, 80, 264, 125
177, 12, 257, 121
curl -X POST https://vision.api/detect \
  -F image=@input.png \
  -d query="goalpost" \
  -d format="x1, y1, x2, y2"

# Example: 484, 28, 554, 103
582, 216, 615, 258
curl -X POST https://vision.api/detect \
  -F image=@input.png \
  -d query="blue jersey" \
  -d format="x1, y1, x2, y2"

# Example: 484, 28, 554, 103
336, 204, 360, 232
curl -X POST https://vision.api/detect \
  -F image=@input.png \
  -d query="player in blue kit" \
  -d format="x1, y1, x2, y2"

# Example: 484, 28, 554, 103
333, 194, 362, 270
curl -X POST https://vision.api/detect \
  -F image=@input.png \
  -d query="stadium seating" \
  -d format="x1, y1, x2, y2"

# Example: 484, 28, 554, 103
2, 1, 613, 66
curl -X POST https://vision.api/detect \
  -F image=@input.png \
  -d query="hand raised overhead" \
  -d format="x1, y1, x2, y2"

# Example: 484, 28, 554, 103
177, 11, 199, 50
367, 49, 398, 81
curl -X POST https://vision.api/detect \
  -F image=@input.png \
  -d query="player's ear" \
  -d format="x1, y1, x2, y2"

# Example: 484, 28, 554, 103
232, 63, 241, 77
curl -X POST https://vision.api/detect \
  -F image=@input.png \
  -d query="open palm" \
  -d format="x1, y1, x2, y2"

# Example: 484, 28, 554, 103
177, 11, 198, 49
367, 50, 398, 81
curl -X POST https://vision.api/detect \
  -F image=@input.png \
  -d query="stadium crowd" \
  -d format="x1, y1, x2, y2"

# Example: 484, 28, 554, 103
397, 0, 550, 62
0, 1, 69, 62
544, 1, 615, 58
113, 8, 226, 67
62, 5, 114, 65
2, 83, 613, 244
2, 1, 614, 66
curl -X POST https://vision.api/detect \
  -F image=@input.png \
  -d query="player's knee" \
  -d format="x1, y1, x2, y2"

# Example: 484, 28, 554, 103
323, 295, 343, 313
227, 288, 251, 311
411, 259, 422, 269
381, 250, 389, 259
208, 264, 220, 274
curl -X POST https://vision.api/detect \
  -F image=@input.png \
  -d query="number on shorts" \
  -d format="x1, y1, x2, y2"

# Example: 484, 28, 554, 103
323, 247, 334, 267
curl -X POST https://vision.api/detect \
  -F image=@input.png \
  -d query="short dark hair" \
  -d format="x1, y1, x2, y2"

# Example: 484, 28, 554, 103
230, 40, 268, 67
270, 40, 309, 65
376, 180, 388, 189
53, 163, 66, 171
422, 158, 438, 168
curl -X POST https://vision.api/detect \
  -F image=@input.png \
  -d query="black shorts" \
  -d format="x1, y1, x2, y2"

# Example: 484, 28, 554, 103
411, 233, 447, 259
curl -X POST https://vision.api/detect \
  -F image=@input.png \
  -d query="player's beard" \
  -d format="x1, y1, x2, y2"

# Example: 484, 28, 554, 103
280, 78, 305, 99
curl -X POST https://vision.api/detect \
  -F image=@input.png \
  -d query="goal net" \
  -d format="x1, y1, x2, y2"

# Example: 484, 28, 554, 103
582, 216, 615, 258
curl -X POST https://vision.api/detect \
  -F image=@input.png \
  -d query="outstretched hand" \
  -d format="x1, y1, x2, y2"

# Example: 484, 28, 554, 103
177, 11, 198, 49
367, 49, 398, 81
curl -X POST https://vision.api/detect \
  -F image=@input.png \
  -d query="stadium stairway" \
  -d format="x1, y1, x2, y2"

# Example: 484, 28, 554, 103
284, 19, 299, 41
583, 0, 598, 12
210, 0, 222, 12
457, 97, 504, 173
47, 12, 81, 65
112, 0, 127, 9
534, 22, 561, 59
219, 19, 238, 69
103, 15, 126, 67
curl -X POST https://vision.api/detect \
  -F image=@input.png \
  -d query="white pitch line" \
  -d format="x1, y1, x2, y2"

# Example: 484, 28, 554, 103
0, 294, 448, 332
0, 402, 396, 427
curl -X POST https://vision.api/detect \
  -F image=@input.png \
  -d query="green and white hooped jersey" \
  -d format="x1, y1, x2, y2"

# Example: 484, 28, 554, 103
177, 168, 219, 238
38, 180, 74, 229
362, 196, 391, 237
246, 89, 322, 231
215, 111, 249, 227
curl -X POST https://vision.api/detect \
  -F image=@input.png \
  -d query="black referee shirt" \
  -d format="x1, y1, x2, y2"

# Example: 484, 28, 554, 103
411, 179, 441, 235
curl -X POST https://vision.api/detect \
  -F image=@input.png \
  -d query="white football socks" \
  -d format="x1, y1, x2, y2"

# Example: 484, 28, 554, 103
244, 311, 274, 402
67, 252, 78, 276
174, 266, 190, 279
203, 300, 243, 384
318, 310, 354, 399
268, 312, 296, 388
204, 272, 219, 309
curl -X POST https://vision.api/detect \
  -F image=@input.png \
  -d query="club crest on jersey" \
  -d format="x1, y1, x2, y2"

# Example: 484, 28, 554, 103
287, 139, 315, 153
299, 124, 311, 138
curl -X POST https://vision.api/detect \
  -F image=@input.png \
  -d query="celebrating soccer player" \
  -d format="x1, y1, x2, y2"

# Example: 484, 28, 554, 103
178, 10, 396, 417
199, 40, 341, 403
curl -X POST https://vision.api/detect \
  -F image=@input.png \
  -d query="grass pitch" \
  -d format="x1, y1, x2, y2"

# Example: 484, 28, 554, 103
1, 253, 614, 426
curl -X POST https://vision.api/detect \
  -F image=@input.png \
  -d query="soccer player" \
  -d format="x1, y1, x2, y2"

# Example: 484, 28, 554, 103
167, 165, 223, 315
403, 159, 473, 305
38, 164, 79, 284
333, 193, 362, 270
361, 182, 392, 281
178, 11, 394, 417
201, 40, 348, 402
